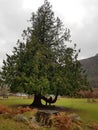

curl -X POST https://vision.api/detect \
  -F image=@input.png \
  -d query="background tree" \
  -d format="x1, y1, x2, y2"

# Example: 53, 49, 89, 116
0, 86, 10, 99
0, 0, 88, 107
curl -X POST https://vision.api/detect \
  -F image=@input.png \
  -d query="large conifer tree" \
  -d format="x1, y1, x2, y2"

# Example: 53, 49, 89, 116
0, 0, 88, 107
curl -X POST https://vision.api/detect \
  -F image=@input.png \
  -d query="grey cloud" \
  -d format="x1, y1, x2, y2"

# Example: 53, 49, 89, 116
0, 0, 32, 67
0, 0, 98, 67
69, 0, 98, 59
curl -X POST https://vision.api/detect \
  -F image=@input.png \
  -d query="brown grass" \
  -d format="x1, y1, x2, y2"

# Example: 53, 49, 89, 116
0, 105, 12, 114
54, 112, 83, 130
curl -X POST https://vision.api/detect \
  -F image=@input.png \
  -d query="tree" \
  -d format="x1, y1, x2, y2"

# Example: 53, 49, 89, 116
0, 86, 10, 99
0, 0, 88, 107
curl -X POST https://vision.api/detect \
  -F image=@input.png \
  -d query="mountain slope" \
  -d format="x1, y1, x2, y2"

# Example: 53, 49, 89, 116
80, 54, 98, 87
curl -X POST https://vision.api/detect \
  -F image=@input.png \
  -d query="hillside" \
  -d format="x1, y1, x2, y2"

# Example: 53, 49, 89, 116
80, 54, 98, 88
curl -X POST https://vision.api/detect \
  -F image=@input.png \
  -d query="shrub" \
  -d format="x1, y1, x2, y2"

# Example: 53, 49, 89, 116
17, 106, 31, 114
87, 122, 98, 130
54, 112, 83, 130
54, 112, 71, 130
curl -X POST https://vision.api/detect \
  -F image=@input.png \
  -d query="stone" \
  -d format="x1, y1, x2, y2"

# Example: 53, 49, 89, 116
68, 113, 82, 122
29, 116, 37, 124
14, 114, 29, 124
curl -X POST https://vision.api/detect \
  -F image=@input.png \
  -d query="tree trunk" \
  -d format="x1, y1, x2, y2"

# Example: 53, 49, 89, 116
41, 91, 58, 105
31, 93, 43, 107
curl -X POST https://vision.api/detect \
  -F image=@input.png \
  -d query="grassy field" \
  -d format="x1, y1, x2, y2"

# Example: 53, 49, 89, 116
0, 96, 32, 106
0, 96, 98, 130
55, 98, 98, 123
0, 96, 33, 130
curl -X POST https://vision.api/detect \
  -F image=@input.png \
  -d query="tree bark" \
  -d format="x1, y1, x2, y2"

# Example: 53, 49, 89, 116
31, 93, 43, 107
31, 91, 58, 107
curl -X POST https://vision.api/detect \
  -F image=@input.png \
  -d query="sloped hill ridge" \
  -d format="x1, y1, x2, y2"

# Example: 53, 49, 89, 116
80, 54, 98, 87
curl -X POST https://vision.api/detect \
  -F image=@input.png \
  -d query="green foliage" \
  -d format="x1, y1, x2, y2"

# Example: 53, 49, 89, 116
0, 0, 88, 100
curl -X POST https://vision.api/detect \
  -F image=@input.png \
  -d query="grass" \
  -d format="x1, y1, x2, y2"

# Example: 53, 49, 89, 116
0, 116, 31, 130
0, 96, 33, 130
0, 96, 98, 129
55, 98, 98, 123
0, 96, 33, 106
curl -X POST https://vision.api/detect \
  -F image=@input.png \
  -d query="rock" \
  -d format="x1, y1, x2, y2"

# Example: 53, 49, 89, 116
29, 116, 37, 124
68, 113, 82, 123
14, 114, 29, 124
36, 110, 58, 126
29, 115, 41, 129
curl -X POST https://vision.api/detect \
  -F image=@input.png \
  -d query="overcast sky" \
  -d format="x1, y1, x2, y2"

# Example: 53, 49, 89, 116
0, 0, 98, 67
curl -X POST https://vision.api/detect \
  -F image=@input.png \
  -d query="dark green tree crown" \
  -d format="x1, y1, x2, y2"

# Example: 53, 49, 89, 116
0, 0, 88, 96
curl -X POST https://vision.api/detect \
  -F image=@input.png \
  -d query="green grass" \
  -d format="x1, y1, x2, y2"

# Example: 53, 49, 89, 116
55, 98, 98, 123
0, 96, 98, 129
0, 96, 33, 106
0, 96, 33, 130
0, 116, 31, 130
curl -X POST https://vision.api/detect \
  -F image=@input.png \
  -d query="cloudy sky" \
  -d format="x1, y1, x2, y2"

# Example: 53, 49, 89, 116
0, 0, 98, 67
